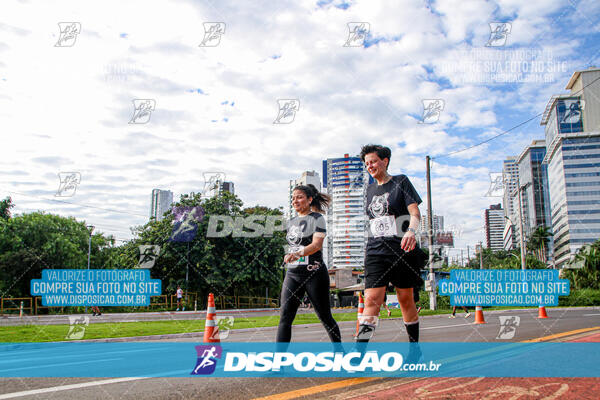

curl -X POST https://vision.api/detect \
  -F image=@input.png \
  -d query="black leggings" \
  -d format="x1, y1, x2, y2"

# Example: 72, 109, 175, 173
276, 267, 341, 342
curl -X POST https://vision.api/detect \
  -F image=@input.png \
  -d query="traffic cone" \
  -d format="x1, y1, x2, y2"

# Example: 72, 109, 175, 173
354, 293, 365, 338
474, 306, 486, 324
203, 293, 220, 342
537, 306, 548, 319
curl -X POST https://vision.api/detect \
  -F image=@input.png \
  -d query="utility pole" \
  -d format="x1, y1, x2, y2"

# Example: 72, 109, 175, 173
461, 249, 464, 267
479, 241, 484, 269
85, 225, 94, 314
516, 181, 527, 271
426, 156, 437, 310
467, 245, 470, 266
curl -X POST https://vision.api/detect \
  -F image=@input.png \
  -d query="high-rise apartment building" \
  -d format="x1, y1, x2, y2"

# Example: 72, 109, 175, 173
541, 67, 600, 268
484, 204, 505, 251
322, 154, 371, 270
419, 214, 444, 234
515, 140, 553, 260
218, 181, 235, 195
150, 189, 173, 221
502, 157, 519, 250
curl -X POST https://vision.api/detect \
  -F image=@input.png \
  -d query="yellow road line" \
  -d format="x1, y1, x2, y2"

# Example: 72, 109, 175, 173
253, 326, 600, 399
522, 326, 600, 342
251, 377, 380, 400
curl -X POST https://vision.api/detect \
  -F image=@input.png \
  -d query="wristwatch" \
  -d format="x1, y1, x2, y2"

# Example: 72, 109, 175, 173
407, 228, 417, 234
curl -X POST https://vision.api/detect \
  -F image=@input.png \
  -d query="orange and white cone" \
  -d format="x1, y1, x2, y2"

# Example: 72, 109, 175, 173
537, 305, 549, 319
203, 293, 220, 342
474, 305, 486, 324
354, 293, 365, 338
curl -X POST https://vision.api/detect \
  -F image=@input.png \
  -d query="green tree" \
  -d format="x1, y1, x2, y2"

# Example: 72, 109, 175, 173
562, 240, 600, 289
119, 192, 286, 301
0, 197, 14, 220
0, 211, 114, 297
466, 247, 544, 269
527, 225, 553, 263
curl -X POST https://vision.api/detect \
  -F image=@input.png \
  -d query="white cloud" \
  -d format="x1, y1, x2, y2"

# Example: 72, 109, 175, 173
0, 0, 595, 255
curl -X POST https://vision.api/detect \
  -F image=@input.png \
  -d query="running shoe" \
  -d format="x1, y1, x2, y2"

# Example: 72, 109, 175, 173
464, 312, 471, 318
356, 324, 375, 342
449, 314, 456, 318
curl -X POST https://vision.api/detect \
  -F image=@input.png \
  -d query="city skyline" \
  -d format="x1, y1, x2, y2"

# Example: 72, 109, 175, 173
1, 0, 599, 256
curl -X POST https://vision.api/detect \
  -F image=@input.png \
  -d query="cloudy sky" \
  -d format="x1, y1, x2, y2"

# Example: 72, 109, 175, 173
1, 0, 599, 259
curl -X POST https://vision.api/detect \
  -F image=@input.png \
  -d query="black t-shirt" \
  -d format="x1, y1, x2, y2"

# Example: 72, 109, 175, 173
366, 175, 422, 256
286, 212, 326, 268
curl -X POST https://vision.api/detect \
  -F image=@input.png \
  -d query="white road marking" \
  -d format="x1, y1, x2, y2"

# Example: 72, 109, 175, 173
583, 313, 600, 316
0, 377, 149, 399
421, 323, 473, 330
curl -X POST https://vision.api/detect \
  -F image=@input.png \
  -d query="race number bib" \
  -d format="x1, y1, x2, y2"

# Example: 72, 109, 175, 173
287, 246, 308, 266
370, 216, 397, 238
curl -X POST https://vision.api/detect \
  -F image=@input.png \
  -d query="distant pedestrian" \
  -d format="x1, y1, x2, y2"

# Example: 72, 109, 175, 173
381, 302, 392, 317
449, 306, 470, 318
91, 306, 101, 316
176, 286, 183, 311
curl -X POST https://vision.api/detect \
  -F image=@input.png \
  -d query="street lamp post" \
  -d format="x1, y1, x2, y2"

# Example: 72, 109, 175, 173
85, 225, 94, 314
516, 183, 527, 271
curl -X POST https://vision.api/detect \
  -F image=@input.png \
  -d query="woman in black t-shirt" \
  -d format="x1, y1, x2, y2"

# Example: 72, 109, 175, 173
356, 144, 426, 346
276, 184, 341, 343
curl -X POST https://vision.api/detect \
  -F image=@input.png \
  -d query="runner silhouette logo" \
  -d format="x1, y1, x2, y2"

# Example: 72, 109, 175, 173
191, 345, 222, 375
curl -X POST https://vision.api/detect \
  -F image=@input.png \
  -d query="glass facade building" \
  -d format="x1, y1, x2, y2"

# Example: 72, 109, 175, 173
515, 140, 553, 261
541, 67, 600, 268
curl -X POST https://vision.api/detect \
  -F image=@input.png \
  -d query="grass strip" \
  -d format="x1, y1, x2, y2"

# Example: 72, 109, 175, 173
0, 306, 546, 343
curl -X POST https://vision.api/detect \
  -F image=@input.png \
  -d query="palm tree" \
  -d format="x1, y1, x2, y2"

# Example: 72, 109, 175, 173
569, 241, 600, 289
527, 225, 553, 263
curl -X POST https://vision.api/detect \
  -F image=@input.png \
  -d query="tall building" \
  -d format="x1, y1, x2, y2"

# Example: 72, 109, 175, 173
218, 181, 235, 195
503, 222, 515, 251
484, 204, 505, 250
503, 157, 519, 219
515, 140, 553, 260
541, 67, 600, 268
502, 157, 519, 250
288, 171, 321, 218
419, 214, 444, 233
322, 154, 371, 270
417, 214, 446, 248
150, 189, 173, 221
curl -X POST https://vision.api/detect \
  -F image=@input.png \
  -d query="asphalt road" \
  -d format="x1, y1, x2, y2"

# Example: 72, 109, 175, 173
0, 307, 356, 327
0, 307, 599, 399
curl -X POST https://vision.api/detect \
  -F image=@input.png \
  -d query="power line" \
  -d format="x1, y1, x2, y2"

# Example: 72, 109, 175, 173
0, 189, 148, 218
432, 74, 600, 160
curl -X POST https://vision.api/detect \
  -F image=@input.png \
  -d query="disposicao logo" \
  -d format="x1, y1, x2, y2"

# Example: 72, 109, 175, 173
224, 351, 405, 372
191, 345, 222, 375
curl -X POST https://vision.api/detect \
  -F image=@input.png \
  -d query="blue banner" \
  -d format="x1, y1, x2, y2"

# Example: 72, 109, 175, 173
30, 269, 162, 306
0, 342, 598, 378
438, 269, 569, 306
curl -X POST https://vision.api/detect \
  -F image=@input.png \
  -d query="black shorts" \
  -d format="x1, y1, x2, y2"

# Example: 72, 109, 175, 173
364, 252, 424, 289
